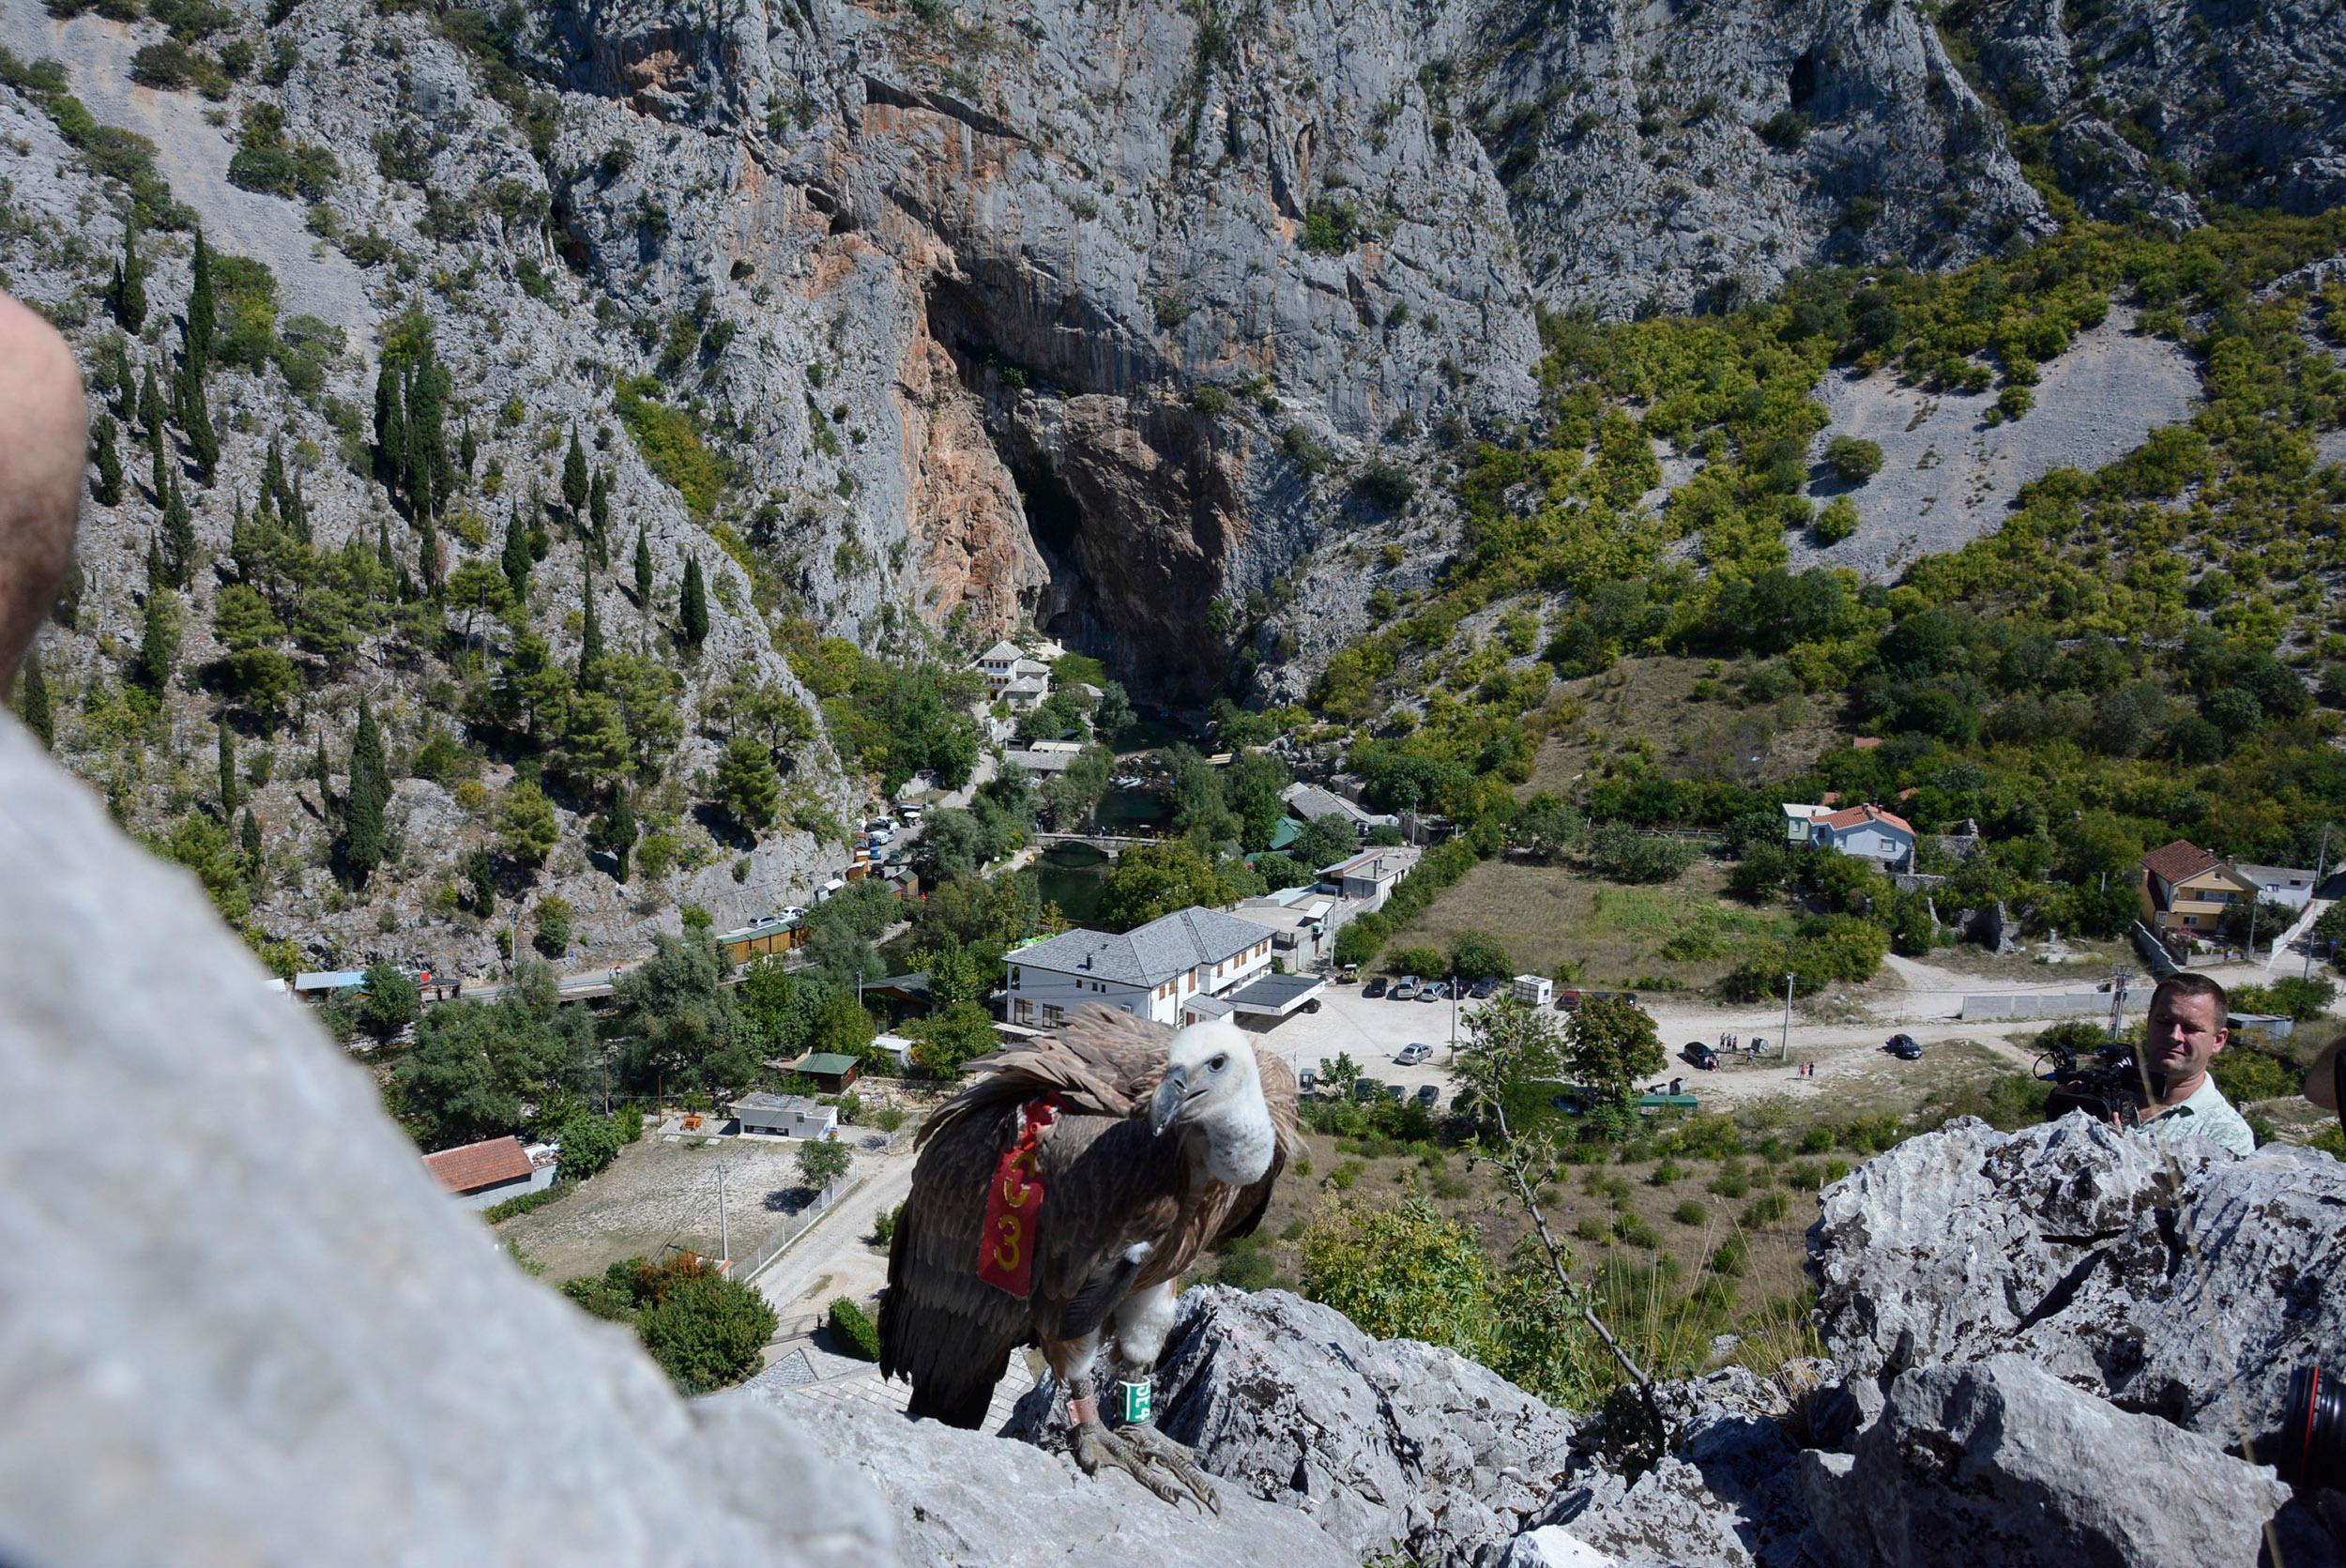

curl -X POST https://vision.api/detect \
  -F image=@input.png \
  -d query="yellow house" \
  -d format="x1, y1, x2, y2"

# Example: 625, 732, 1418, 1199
2140, 840, 2260, 935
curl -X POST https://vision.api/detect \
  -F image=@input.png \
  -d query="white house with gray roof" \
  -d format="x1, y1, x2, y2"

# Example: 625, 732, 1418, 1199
973, 639, 1052, 710
1003, 906, 1279, 1028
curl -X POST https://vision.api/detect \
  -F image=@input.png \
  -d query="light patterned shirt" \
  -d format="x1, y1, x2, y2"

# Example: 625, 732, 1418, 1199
2137, 1074, 2256, 1157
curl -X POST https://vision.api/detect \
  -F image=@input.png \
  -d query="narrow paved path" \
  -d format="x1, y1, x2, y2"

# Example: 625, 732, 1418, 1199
751, 1146, 916, 1316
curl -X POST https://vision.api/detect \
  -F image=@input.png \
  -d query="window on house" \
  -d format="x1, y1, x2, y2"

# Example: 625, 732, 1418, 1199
1044, 1005, 1065, 1026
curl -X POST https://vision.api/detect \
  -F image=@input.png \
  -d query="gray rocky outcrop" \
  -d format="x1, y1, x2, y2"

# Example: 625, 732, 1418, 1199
738, 1383, 1352, 1568
1811, 1114, 2346, 1443
1006, 1284, 1581, 1564
1802, 1354, 2292, 1568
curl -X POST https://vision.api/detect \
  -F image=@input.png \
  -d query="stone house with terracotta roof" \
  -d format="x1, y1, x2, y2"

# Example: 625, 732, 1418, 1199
421, 1135, 558, 1210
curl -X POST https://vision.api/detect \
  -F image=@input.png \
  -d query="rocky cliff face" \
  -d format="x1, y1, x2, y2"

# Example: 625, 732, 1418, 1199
6, 0, 2346, 960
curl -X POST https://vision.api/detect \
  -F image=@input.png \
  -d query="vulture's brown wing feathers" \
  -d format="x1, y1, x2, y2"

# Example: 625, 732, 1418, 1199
914, 1004, 1171, 1152
880, 1096, 1033, 1427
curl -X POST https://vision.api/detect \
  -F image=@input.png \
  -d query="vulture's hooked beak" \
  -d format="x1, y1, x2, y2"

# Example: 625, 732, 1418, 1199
1150, 1066, 1188, 1137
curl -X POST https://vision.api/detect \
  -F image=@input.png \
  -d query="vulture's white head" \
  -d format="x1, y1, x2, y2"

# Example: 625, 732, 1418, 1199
1150, 1020, 1275, 1185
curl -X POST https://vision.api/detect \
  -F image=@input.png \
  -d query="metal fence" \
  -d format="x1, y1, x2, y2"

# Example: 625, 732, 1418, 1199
733, 1175, 853, 1284
1958, 990, 2149, 1022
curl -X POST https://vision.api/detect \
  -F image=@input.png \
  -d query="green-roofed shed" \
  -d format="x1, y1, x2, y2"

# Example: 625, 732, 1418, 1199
792, 1052, 861, 1092
1267, 815, 1302, 852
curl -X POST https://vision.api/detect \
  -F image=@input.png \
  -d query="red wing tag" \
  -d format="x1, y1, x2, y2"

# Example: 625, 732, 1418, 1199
977, 1096, 1059, 1298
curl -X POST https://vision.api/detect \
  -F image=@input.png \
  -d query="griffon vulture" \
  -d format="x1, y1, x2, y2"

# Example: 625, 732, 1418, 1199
878, 1004, 1296, 1505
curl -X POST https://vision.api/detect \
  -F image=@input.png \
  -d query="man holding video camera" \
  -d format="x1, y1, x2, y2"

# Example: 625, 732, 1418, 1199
2125, 972, 2256, 1155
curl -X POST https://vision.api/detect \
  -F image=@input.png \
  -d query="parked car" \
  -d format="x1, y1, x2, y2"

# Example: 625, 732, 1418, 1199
1363, 976, 1390, 999
1420, 981, 1450, 1002
1391, 976, 1422, 1001
1352, 1077, 1383, 1103
1384, 1082, 1407, 1101
1885, 1033, 1923, 1060
1299, 1068, 1318, 1095
1414, 1084, 1440, 1108
1683, 1042, 1720, 1071
1301, 997, 1322, 1013
1468, 975, 1501, 999
1395, 1042, 1434, 1065
1339, 964, 1361, 984
1556, 988, 1582, 1011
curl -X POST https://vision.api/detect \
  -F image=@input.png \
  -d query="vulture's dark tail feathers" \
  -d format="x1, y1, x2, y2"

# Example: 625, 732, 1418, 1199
903, 1344, 1014, 1430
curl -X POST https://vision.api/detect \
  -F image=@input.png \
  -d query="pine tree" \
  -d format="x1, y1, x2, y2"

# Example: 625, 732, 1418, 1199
633, 526, 652, 606
113, 225, 145, 331
16, 648, 53, 749
680, 555, 708, 647
344, 699, 388, 885
217, 714, 238, 815
160, 474, 197, 588
579, 556, 604, 679
186, 231, 215, 367
501, 506, 532, 601
91, 414, 124, 506
562, 425, 589, 514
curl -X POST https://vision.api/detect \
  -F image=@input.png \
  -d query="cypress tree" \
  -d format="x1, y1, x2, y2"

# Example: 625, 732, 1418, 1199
596, 787, 637, 883
376, 518, 397, 580
262, 436, 289, 518
414, 355, 452, 510
139, 362, 163, 453
459, 418, 478, 479
419, 517, 442, 592
562, 426, 589, 513
288, 469, 310, 543
138, 587, 181, 692
373, 362, 405, 497
580, 556, 604, 678
680, 555, 708, 647
145, 535, 167, 596
345, 699, 388, 885
217, 714, 238, 815
186, 231, 215, 367
149, 420, 169, 505
239, 807, 263, 874
102, 336, 134, 418
403, 367, 432, 518
501, 506, 532, 601
313, 729, 333, 814
588, 467, 611, 540
17, 648, 53, 749
91, 414, 124, 506
178, 341, 218, 484
633, 526, 652, 606
160, 474, 197, 588
113, 225, 145, 332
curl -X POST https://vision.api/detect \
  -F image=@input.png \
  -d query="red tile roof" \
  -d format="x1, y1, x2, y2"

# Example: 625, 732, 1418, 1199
421, 1135, 535, 1195
1817, 803, 1913, 835
2140, 839, 2219, 888
1851, 736, 1883, 751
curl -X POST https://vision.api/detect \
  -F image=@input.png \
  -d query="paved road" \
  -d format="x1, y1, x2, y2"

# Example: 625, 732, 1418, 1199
751, 1143, 917, 1317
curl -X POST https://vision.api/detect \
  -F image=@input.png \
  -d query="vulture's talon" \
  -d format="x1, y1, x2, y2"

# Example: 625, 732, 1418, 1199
1071, 1419, 1217, 1511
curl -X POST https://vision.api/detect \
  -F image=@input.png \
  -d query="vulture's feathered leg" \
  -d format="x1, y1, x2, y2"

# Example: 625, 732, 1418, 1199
1101, 1279, 1221, 1514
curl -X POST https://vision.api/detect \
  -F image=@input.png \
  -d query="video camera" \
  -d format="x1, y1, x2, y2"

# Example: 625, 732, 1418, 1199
2037, 1039, 2165, 1130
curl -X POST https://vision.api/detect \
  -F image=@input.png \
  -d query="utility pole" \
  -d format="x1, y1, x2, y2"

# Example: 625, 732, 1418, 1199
2109, 967, 2133, 1040
2306, 824, 2333, 982
1781, 972, 1794, 1062
716, 1162, 730, 1268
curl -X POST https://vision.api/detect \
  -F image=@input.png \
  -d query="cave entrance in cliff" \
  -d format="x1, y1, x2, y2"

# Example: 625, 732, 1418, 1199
1008, 456, 1100, 651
